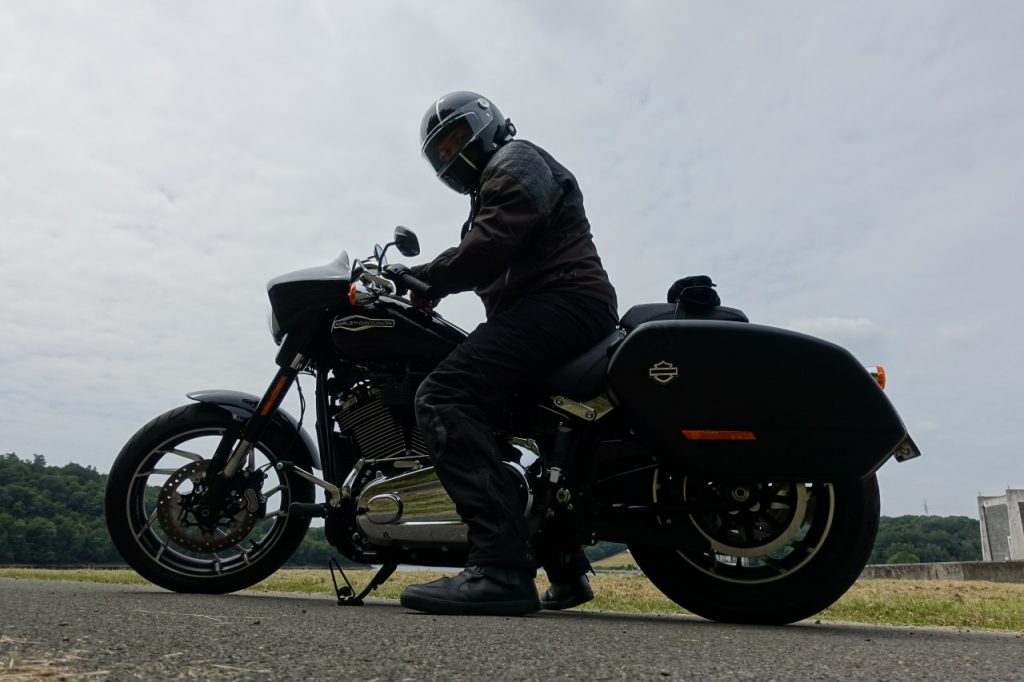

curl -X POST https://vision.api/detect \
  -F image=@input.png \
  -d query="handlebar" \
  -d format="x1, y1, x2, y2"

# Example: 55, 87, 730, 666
382, 264, 439, 300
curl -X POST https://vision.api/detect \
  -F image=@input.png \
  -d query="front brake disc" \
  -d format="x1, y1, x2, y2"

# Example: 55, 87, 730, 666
157, 461, 260, 553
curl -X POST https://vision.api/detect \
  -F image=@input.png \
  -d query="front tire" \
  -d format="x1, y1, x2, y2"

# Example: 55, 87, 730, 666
629, 474, 880, 625
105, 403, 315, 593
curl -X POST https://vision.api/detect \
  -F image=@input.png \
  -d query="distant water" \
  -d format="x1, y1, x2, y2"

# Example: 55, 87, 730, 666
394, 564, 461, 572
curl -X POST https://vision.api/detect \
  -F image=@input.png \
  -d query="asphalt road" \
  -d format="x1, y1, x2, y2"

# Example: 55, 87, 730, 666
1, 578, 1021, 681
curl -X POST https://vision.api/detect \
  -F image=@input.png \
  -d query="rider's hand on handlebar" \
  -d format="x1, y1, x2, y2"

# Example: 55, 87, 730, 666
382, 263, 439, 309
379, 263, 410, 296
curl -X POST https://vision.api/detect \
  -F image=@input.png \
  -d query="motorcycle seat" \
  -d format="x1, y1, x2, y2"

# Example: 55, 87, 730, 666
543, 329, 625, 400
543, 304, 748, 401
619, 303, 748, 330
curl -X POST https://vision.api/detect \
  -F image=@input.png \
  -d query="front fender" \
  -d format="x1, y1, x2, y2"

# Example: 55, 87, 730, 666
186, 389, 322, 471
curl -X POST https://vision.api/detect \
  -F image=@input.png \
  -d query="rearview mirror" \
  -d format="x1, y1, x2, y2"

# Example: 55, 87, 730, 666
394, 225, 420, 257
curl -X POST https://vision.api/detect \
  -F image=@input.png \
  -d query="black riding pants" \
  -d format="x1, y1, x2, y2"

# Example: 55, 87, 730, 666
414, 291, 617, 572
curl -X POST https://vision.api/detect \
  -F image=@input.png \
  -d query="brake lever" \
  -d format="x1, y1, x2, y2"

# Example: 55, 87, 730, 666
359, 271, 396, 294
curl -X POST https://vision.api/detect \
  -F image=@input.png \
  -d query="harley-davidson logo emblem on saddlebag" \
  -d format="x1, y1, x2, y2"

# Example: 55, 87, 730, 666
649, 361, 679, 385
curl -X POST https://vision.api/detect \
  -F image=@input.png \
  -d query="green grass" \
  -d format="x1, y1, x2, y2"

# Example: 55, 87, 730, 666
820, 579, 1024, 632
2, 568, 1022, 632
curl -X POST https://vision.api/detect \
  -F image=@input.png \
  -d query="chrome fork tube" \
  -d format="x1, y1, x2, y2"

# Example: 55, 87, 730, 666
221, 353, 304, 479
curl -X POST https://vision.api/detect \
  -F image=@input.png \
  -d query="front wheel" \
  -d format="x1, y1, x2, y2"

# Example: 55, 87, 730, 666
629, 473, 880, 625
105, 403, 315, 593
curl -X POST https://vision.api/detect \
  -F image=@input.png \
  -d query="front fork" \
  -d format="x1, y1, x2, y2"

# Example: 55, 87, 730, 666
220, 353, 305, 479
208, 350, 343, 518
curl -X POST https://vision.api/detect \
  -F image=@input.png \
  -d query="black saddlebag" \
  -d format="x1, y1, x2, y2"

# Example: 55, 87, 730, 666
606, 320, 909, 480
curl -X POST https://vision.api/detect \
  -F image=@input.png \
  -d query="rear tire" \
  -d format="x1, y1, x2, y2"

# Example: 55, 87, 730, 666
629, 474, 879, 625
105, 403, 315, 593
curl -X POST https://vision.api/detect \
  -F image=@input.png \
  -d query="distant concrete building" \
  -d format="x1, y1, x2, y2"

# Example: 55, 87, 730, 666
978, 489, 1024, 561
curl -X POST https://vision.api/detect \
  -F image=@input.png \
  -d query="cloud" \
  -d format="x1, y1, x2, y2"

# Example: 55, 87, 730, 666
2, 2, 1022, 517
788, 316, 878, 337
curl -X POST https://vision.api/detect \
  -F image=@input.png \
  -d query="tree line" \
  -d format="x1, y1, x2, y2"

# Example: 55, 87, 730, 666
868, 513, 980, 564
0, 453, 981, 566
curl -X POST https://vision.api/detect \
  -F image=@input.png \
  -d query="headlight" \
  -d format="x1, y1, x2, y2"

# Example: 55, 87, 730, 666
267, 309, 284, 346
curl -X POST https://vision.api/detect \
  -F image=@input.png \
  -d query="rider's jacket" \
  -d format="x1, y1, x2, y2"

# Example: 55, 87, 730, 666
411, 140, 618, 319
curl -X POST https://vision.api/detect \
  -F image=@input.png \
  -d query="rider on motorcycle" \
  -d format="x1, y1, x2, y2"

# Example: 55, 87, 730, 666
398, 91, 619, 616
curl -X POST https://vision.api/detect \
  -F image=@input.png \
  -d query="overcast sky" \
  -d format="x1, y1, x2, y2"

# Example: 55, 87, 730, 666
1, 2, 1021, 517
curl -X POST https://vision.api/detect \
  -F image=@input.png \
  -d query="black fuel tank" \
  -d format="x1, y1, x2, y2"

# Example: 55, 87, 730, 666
606, 320, 909, 479
331, 299, 466, 363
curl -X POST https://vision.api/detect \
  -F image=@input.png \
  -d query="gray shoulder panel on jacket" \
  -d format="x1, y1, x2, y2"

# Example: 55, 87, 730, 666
484, 141, 560, 212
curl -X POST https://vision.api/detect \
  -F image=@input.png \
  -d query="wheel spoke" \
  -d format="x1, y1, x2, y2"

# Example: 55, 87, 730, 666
758, 512, 786, 532
135, 468, 180, 478
758, 556, 787, 575
233, 544, 252, 564
263, 484, 284, 499
724, 513, 750, 542
162, 448, 204, 462
135, 510, 159, 539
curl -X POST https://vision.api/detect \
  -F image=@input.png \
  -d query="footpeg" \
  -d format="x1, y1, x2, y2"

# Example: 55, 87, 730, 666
288, 502, 328, 518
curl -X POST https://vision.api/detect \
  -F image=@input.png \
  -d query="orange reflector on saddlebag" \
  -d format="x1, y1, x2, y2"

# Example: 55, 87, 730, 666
681, 430, 757, 441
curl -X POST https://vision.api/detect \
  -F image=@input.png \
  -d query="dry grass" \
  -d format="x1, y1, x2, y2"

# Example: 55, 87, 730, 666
591, 550, 637, 570
0, 635, 109, 681
0, 568, 151, 587
0, 632, 266, 681
246, 569, 688, 615
3, 568, 1023, 632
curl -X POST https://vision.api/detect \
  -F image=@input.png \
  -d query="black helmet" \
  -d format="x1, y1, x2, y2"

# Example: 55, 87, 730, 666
420, 91, 516, 194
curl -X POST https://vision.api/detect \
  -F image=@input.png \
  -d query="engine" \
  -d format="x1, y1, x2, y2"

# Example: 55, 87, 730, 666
333, 380, 428, 463
333, 379, 545, 550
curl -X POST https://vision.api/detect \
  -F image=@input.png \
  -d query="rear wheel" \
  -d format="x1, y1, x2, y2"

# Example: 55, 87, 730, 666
105, 403, 315, 593
629, 471, 879, 624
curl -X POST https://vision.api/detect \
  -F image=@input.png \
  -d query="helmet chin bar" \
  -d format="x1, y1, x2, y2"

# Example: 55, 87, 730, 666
439, 154, 482, 194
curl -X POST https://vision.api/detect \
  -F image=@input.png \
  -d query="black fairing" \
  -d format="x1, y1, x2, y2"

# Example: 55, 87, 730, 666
332, 298, 467, 363
606, 320, 908, 479
267, 252, 352, 332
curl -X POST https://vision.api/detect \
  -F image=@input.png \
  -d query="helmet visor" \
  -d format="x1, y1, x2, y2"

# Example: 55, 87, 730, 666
421, 111, 489, 176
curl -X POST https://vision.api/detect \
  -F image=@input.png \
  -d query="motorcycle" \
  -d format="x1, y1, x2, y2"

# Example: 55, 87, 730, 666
105, 226, 921, 624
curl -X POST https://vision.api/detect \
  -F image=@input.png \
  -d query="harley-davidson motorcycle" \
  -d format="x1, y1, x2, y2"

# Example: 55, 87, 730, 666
105, 226, 921, 624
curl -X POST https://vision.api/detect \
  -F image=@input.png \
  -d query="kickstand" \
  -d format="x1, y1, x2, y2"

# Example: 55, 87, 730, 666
329, 557, 398, 606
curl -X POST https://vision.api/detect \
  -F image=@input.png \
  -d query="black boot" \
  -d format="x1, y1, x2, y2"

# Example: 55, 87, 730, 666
400, 566, 541, 616
540, 573, 594, 610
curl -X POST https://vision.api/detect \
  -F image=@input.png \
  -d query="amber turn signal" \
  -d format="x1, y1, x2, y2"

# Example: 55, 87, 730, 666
866, 366, 886, 390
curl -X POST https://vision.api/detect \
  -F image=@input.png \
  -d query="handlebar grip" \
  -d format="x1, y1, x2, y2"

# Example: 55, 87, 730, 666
382, 264, 438, 299
399, 272, 438, 299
